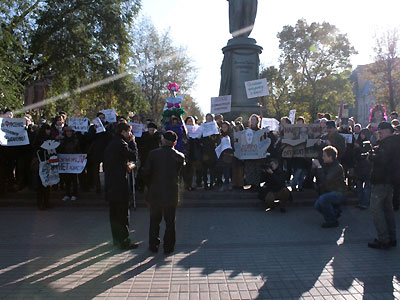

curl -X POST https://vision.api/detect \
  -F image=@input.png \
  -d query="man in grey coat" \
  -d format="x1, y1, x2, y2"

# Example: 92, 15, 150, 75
143, 131, 185, 254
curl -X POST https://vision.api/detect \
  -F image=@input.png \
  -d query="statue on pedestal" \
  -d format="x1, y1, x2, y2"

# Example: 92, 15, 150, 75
227, 0, 258, 38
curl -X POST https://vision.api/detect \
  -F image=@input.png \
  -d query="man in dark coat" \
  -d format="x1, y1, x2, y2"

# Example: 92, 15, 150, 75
143, 131, 185, 254
104, 123, 139, 250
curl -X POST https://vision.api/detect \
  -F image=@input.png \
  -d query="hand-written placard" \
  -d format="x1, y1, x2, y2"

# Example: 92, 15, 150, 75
234, 128, 271, 160
340, 133, 353, 144
92, 117, 105, 134
100, 109, 117, 123
201, 121, 219, 137
211, 95, 231, 114
289, 110, 296, 124
129, 122, 143, 137
215, 136, 232, 158
261, 118, 279, 131
58, 154, 87, 174
245, 78, 269, 99
69, 118, 89, 133
186, 125, 203, 139
281, 124, 322, 158
0, 118, 29, 146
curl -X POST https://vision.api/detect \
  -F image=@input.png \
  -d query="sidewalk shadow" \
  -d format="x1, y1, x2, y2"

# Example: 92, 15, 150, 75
331, 227, 399, 299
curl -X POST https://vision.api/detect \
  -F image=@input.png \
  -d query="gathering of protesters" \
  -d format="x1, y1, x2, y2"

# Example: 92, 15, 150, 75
1, 96, 399, 253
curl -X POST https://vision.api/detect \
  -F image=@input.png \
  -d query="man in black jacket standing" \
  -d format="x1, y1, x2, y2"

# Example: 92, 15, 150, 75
368, 122, 397, 249
104, 123, 139, 250
143, 131, 185, 254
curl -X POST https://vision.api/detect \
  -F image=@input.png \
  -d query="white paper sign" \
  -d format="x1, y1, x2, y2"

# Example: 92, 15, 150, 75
215, 136, 232, 158
69, 118, 89, 133
201, 121, 219, 137
0, 118, 29, 146
93, 117, 105, 134
340, 133, 353, 144
186, 125, 203, 139
289, 110, 296, 124
100, 109, 117, 123
211, 95, 232, 114
261, 118, 280, 131
245, 78, 269, 99
39, 161, 60, 187
245, 129, 254, 144
129, 122, 143, 137
58, 154, 87, 174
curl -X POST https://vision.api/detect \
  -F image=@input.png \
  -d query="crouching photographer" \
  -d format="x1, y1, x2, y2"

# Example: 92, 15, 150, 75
313, 146, 347, 228
258, 158, 290, 213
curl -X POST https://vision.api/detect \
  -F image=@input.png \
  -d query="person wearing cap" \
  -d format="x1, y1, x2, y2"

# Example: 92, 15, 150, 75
368, 121, 397, 249
104, 123, 139, 250
143, 131, 185, 254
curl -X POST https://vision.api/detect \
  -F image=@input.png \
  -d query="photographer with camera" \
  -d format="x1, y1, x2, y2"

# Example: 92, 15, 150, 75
258, 159, 290, 213
313, 146, 347, 228
367, 122, 397, 249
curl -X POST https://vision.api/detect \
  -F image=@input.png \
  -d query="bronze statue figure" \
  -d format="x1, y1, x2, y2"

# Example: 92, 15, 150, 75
227, 0, 258, 37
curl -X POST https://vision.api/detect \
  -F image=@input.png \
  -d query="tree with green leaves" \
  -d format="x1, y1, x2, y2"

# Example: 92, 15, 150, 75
368, 29, 400, 112
278, 19, 357, 120
130, 17, 197, 123
1, 0, 147, 120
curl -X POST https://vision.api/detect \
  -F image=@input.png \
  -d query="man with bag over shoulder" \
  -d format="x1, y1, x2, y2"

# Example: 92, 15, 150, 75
143, 131, 185, 255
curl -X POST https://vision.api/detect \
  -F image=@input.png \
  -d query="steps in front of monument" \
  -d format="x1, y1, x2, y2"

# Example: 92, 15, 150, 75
0, 189, 358, 208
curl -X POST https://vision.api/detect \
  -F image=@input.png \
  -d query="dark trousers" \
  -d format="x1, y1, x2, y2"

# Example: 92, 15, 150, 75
109, 202, 130, 247
149, 204, 176, 251
62, 174, 78, 197
393, 183, 400, 210
37, 184, 51, 210
88, 160, 101, 192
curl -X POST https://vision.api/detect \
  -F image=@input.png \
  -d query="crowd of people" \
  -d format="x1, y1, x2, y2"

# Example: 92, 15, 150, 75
0, 103, 399, 251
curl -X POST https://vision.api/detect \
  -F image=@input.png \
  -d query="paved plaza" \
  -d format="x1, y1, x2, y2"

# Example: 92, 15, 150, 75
0, 206, 399, 300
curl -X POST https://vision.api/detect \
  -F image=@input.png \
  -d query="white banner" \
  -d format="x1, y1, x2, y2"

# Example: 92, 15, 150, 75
261, 118, 280, 131
100, 109, 117, 123
245, 78, 269, 99
129, 122, 143, 137
58, 154, 87, 174
289, 109, 296, 124
201, 121, 219, 137
69, 118, 89, 133
93, 117, 105, 134
215, 136, 232, 158
211, 95, 232, 114
340, 133, 353, 144
186, 125, 203, 139
234, 128, 271, 160
0, 118, 29, 146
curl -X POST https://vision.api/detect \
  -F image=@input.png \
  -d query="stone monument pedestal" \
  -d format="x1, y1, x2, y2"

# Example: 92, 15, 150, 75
219, 37, 263, 121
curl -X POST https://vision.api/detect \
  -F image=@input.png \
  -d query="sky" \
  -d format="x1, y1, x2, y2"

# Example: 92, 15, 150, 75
140, 0, 400, 114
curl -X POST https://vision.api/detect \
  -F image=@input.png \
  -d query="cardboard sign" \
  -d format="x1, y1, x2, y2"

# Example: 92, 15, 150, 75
186, 125, 203, 139
340, 133, 353, 144
92, 117, 106, 134
69, 118, 89, 133
233, 128, 271, 160
211, 95, 232, 114
0, 118, 29, 146
58, 154, 87, 174
129, 122, 143, 137
261, 118, 279, 131
245, 78, 269, 99
289, 110, 296, 124
201, 121, 219, 137
215, 136, 232, 158
281, 124, 322, 158
100, 109, 117, 123
39, 161, 60, 187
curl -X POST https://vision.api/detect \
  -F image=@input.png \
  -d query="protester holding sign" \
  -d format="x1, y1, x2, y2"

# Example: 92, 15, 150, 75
183, 117, 203, 191
58, 127, 81, 201
31, 124, 54, 210
201, 114, 218, 190
215, 121, 233, 192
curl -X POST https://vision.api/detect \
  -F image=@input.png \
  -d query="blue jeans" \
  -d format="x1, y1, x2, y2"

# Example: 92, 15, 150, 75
314, 192, 346, 223
292, 168, 306, 190
356, 179, 371, 208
